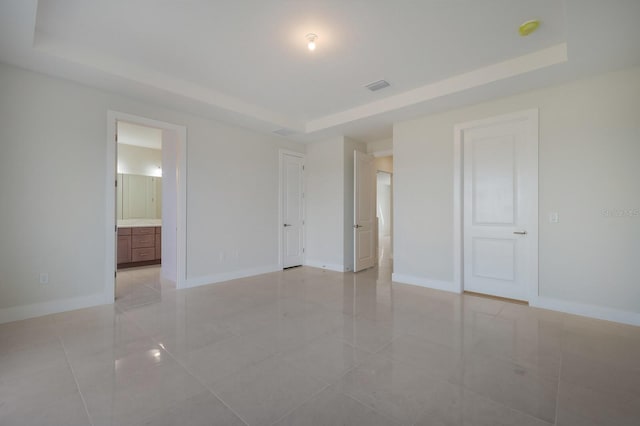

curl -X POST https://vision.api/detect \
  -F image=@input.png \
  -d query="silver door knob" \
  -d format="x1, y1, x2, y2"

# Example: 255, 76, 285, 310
284, 224, 292, 227
513, 231, 527, 235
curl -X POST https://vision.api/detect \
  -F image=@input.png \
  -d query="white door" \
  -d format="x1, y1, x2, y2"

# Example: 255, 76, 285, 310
462, 114, 538, 301
354, 151, 375, 272
282, 153, 304, 268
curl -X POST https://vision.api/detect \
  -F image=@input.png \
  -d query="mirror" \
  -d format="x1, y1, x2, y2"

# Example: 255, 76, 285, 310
117, 173, 162, 220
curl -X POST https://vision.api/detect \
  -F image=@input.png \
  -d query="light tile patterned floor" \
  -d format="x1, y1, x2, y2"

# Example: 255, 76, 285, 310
2, 254, 640, 425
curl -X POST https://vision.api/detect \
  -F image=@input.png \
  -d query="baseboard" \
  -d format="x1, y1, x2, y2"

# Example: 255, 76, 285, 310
183, 265, 281, 289
0, 292, 107, 325
392, 273, 459, 293
303, 260, 346, 273
391, 273, 640, 326
531, 296, 640, 327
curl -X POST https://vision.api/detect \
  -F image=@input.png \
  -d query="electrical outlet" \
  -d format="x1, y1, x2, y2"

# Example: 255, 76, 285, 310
39, 273, 49, 284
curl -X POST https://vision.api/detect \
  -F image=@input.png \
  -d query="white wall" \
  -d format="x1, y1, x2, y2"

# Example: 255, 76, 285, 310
117, 143, 162, 177
393, 66, 640, 321
0, 62, 304, 322
161, 129, 178, 282
304, 137, 345, 271
304, 136, 365, 272
366, 138, 392, 154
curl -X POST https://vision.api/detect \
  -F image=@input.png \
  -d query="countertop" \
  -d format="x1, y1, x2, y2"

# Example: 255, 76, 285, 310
118, 219, 162, 228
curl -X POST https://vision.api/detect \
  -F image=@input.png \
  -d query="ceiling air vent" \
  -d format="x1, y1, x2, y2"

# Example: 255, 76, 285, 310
273, 128, 297, 137
365, 79, 390, 92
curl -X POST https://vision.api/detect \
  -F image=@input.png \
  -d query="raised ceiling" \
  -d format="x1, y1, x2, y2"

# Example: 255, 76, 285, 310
1, 1, 639, 142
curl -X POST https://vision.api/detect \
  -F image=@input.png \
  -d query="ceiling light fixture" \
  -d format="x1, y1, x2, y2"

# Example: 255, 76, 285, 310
306, 33, 318, 51
519, 19, 540, 36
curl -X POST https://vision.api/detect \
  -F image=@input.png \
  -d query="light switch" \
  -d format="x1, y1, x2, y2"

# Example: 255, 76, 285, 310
549, 212, 559, 223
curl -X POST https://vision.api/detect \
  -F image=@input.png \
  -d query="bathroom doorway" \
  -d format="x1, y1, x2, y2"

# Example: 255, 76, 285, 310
106, 111, 187, 304
115, 121, 163, 304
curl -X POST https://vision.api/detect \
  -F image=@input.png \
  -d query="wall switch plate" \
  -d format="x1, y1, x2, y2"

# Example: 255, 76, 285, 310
549, 212, 559, 223
39, 273, 49, 284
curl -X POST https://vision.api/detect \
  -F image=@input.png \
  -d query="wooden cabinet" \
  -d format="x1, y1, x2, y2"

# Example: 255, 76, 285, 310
132, 234, 155, 248
117, 226, 161, 268
155, 225, 161, 259
117, 236, 131, 263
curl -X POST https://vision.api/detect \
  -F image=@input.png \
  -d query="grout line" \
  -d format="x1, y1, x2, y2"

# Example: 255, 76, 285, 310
464, 388, 556, 426
56, 334, 96, 426
268, 383, 331, 426
554, 341, 565, 425
150, 338, 252, 426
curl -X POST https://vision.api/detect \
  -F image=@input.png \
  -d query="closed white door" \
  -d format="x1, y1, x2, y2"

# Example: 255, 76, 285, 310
354, 151, 375, 272
282, 153, 304, 268
462, 115, 537, 301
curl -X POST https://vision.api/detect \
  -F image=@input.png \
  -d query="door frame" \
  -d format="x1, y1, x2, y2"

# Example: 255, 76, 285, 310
453, 109, 539, 299
278, 149, 305, 269
105, 110, 188, 302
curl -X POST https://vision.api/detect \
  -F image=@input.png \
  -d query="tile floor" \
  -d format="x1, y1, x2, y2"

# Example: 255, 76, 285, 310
2, 247, 640, 425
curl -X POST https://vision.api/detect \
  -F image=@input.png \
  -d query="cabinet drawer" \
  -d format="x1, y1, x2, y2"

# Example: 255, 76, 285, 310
132, 248, 155, 262
118, 227, 131, 236
132, 227, 155, 235
132, 234, 155, 248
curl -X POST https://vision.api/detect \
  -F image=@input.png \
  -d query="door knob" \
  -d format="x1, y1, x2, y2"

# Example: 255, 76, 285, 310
284, 224, 292, 227
513, 231, 527, 235
353, 224, 362, 229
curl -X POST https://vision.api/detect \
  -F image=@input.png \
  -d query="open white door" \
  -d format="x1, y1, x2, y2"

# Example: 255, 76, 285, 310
282, 152, 304, 268
354, 151, 375, 272
461, 112, 538, 301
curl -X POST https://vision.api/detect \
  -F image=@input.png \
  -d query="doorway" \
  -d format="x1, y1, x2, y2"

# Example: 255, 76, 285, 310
454, 109, 538, 301
106, 111, 187, 304
115, 121, 164, 303
376, 170, 393, 269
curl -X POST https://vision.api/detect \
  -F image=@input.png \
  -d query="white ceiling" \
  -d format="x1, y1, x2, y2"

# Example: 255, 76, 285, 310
1, 1, 639, 142
117, 121, 162, 150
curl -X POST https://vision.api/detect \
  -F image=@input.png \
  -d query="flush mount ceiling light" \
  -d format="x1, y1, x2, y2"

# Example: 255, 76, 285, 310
519, 19, 540, 36
306, 33, 318, 51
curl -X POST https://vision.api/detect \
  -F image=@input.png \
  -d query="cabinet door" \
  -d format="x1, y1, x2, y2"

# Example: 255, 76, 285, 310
155, 233, 161, 260
117, 235, 131, 264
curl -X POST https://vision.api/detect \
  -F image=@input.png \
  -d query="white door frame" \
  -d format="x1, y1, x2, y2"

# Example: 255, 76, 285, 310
105, 110, 188, 302
453, 109, 539, 299
278, 149, 305, 269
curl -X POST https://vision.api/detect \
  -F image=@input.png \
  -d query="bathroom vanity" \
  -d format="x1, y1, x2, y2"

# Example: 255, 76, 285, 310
117, 220, 161, 268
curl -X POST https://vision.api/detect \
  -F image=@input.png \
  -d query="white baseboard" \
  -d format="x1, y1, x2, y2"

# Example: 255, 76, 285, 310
391, 272, 640, 326
183, 265, 281, 289
392, 273, 459, 293
531, 296, 640, 327
0, 292, 107, 325
304, 260, 345, 273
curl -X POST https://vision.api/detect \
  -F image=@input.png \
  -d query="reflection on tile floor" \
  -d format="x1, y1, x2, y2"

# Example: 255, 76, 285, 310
2, 256, 640, 425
